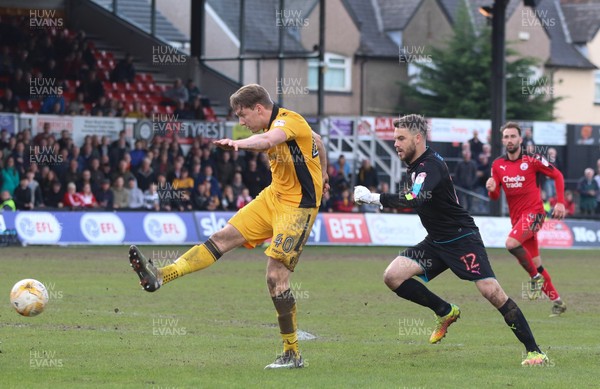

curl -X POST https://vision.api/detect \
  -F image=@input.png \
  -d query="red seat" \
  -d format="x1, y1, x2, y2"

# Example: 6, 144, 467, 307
124, 93, 137, 102
160, 96, 173, 105
63, 91, 75, 102
64, 80, 74, 92
145, 94, 160, 105
31, 100, 41, 112
113, 82, 126, 92
135, 82, 147, 93
18, 100, 30, 112
145, 74, 154, 83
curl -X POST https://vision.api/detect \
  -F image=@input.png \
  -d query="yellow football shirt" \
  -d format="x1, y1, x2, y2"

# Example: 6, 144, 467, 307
265, 106, 323, 208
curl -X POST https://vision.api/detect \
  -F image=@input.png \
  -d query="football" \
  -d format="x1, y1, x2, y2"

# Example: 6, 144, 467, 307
9, 279, 49, 317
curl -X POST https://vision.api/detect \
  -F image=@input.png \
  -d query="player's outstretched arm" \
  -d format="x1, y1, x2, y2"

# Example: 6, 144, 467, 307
213, 128, 287, 152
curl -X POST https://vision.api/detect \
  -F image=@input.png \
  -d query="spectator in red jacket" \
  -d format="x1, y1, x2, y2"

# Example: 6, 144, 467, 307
333, 187, 355, 213
79, 182, 98, 208
236, 187, 252, 209
63, 182, 83, 209
550, 190, 575, 217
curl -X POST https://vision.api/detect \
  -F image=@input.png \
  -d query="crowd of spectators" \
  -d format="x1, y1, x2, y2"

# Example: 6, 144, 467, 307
0, 16, 213, 118
0, 127, 274, 212
1, 125, 600, 217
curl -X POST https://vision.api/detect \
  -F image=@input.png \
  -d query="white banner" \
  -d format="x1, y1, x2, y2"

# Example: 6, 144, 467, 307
29, 114, 74, 136
72, 116, 123, 145
472, 216, 512, 248
429, 118, 491, 143
364, 213, 512, 248
365, 213, 427, 246
25, 114, 122, 146
532, 121, 567, 145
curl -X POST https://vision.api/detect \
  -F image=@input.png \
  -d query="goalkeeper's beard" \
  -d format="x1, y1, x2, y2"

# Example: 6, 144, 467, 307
399, 142, 416, 164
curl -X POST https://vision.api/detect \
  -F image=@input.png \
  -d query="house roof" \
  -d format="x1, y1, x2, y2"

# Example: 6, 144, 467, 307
341, 0, 400, 57
560, 1, 600, 43
205, 0, 597, 68
206, 0, 313, 54
377, 0, 422, 31
537, 0, 597, 68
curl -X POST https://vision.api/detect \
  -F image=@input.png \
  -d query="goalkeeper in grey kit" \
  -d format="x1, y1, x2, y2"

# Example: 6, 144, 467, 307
353, 114, 548, 365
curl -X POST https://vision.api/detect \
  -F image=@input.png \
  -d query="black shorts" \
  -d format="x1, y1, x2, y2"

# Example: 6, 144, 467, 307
400, 230, 496, 282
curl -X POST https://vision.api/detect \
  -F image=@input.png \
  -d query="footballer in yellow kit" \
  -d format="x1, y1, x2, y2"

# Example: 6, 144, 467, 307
128, 84, 329, 370
229, 106, 323, 271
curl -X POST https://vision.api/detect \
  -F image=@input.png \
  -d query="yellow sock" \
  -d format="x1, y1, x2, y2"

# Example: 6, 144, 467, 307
272, 289, 299, 355
159, 239, 222, 285
282, 331, 299, 355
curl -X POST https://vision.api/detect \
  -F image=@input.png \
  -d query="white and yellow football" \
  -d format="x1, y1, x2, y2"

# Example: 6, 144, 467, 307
10, 279, 49, 317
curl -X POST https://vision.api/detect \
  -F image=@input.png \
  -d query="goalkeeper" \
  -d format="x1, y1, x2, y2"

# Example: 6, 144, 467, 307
354, 114, 547, 366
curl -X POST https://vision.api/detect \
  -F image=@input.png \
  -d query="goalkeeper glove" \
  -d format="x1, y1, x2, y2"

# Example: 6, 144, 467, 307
353, 185, 381, 206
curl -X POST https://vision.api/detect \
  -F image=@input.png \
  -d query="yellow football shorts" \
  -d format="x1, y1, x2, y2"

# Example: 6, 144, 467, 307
228, 186, 318, 271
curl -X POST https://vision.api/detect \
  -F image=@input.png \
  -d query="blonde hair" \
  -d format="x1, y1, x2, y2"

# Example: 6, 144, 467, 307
230, 84, 273, 111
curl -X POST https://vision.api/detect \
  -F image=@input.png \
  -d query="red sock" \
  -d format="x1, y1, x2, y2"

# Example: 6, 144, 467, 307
539, 267, 560, 301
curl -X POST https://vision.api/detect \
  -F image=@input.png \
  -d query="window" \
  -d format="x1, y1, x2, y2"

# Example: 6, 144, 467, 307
308, 53, 351, 92
407, 60, 435, 95
595, 71, 600, 104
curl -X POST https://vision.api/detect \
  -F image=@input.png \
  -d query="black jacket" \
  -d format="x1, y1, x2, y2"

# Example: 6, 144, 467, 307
381, 147, 478, 242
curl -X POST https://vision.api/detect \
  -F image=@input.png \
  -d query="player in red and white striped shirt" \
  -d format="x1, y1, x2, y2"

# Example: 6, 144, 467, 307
486, 122, 567, 317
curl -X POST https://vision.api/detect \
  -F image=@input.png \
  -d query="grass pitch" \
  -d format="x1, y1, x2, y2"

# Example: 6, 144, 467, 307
0, 245, 598, 388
